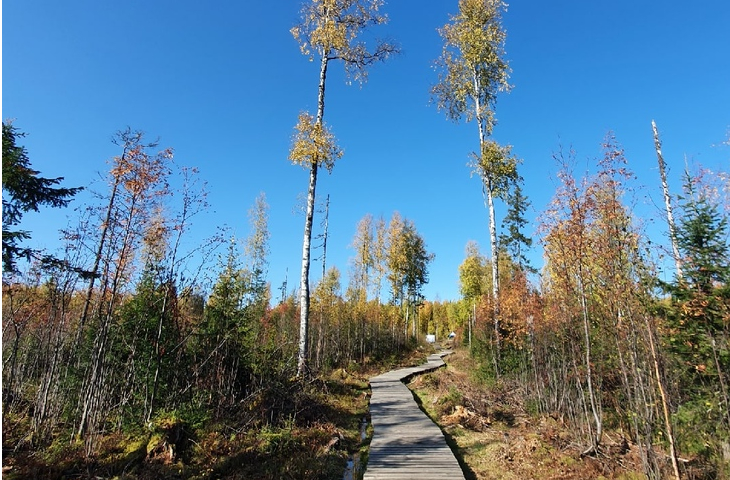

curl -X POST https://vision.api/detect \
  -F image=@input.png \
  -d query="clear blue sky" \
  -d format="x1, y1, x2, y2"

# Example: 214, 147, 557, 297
3, 1, 729, 301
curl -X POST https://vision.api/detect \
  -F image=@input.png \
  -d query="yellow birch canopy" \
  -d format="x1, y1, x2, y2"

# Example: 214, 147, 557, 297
291, 0, 396, 85
432, 0, 511, 130
470, 140, 519, 197
288, 112, 343, 173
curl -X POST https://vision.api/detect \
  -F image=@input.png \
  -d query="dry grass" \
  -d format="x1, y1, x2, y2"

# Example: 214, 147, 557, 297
408, 349, 648, 480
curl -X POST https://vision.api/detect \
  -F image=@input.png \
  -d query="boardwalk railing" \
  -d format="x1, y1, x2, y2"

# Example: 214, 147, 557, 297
364, 352, 465, 480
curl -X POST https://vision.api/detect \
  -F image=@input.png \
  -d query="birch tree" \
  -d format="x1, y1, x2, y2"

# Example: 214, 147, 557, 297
244, 192, 271, 315
431, 0, 512, 361
289, 0, 398, 377
385, 212, 407, 307
372, 215, 388, 303
459, 240, 488, 302
459, 241, 488, 348
470, 141, 519, 311
288, 113, 342, 377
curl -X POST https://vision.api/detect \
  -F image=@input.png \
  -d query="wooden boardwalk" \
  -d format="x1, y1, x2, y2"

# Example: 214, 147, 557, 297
364, 352, 465, 480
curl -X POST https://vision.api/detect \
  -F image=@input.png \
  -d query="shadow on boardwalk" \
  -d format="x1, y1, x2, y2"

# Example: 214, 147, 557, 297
364, 352, 466, 480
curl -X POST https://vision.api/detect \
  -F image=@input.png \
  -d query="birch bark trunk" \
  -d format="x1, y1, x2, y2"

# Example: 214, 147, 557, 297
297, 52, 328, 377
473, 68, 501, 372
652, 120, 682, 279
486, 179, 501, 360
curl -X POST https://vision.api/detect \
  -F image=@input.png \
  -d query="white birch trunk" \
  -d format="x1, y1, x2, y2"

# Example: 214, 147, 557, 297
473, 67, 501, 369
297, 163, 317, 376
486, 179, 500, 350
297, 52, 329, 377
652, 120, 682, 279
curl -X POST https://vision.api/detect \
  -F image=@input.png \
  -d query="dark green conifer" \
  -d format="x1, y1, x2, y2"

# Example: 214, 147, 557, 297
2, 122, 82, 272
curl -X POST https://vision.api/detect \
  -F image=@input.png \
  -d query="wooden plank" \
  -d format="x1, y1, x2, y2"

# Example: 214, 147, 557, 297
363, 352, 465, 480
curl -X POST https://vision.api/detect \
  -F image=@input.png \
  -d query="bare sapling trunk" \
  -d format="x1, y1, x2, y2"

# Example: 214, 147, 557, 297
578, 273, 602, 456
146, 182, 193, 423
77, 175, 120, 347
645, 314, 681, 480
77, 209, 134, 442
32, 282, 72, 438
321, 194, 329, 279
709, 333, 730, 430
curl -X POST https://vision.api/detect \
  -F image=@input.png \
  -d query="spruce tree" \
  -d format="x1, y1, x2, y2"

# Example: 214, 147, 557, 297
499, 179, 535, 273
663, 171, 730, 456
2, 122, 82, 273
668, 172, 729, 351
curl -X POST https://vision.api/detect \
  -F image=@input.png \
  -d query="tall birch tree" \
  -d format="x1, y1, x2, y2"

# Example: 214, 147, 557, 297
431, 0, 512, 361
289, 0, 398, 377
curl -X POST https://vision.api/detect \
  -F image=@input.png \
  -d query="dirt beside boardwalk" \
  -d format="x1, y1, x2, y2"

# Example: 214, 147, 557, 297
407, 349, 649, 480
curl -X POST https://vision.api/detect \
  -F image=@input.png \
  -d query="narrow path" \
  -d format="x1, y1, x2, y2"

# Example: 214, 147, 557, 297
364, 351, 465, 480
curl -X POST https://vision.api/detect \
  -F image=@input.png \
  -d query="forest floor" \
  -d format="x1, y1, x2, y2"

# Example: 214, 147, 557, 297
2, 371, 373, 480
1, 350, 423, 480
408, 347, 651, 480
3, 346, 660, 479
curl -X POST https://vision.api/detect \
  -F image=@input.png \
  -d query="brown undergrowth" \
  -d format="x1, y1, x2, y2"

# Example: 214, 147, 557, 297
2, 348, 433, 480
408, 348, 648, 480
4, 377, 369, 479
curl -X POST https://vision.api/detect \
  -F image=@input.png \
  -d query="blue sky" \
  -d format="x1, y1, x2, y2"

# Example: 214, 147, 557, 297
3, 1, 729, 301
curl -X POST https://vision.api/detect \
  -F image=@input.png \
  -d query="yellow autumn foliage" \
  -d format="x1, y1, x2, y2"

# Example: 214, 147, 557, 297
288, 111, 343, 172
